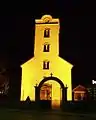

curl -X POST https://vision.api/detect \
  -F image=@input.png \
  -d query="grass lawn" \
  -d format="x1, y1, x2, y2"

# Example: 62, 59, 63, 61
0, 108, 96, 120
0, 108, 37, 120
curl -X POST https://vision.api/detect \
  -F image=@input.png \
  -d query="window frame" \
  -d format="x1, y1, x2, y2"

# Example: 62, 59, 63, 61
43, 60, 49, 69
44, 28, 50, 38
43, 43, 50, 52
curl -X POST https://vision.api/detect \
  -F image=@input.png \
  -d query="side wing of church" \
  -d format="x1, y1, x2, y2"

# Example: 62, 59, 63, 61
20, 15, 73, 104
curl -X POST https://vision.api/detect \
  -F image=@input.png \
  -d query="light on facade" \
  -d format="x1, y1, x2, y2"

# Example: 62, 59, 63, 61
20, 15, 73, 104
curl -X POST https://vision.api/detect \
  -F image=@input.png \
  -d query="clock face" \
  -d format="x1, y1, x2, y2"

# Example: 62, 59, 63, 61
43, 17, 50, 23
41, 15, 52, 23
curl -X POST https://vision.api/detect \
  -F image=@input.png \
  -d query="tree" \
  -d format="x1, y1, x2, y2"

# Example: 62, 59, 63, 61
3, 80, 9, 95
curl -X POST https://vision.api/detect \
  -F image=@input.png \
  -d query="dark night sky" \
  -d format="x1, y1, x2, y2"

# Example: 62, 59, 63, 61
0, 1, 96, 86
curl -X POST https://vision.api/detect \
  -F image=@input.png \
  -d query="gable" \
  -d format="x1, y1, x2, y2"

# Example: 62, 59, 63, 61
20, 57, 34, 68
59, 57, 73, 69
73, 85, 87, 92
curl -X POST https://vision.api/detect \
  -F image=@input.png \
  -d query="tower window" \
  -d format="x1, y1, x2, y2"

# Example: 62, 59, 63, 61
44, 28, 50, 37
43, 44, 50, 52
43, 61, 49, 69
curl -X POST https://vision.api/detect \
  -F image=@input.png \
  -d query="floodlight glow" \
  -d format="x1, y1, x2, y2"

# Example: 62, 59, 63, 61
20, 15, 73, 108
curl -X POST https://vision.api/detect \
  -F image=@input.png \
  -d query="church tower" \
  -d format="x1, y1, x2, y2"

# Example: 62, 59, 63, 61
20, 15, 73, 107
34, 15, 59, 57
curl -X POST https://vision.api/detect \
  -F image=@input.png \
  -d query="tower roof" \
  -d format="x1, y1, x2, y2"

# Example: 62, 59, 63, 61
35, 14, 59, 24
41, 15, 52, 22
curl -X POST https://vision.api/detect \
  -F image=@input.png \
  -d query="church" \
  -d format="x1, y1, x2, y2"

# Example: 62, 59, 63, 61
20, 15, 73, 108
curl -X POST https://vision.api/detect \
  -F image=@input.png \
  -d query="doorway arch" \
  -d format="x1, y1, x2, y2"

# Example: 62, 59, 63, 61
35, 76, 68, 108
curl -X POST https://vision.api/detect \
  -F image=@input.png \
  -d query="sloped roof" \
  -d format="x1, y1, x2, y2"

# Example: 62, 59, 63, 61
73, 84, 87, 92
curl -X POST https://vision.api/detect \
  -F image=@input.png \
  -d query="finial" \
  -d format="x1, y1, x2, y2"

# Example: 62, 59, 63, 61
36, 83, 38, 86
50, 73, 53, 77
65, 84, 68, 89
35, 80, 38, 86
43, 76, 46, 78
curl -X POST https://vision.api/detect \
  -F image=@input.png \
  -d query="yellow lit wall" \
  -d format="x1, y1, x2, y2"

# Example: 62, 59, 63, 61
20, 15, 73, 102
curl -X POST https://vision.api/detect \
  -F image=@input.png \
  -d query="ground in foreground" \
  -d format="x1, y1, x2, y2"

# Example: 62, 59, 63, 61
0, 108, 96, 120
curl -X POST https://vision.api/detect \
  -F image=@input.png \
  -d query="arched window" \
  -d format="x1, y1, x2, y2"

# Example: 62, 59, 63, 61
43, 44, 50, 52
44, 28, 50, 37
43, 60, 49, 69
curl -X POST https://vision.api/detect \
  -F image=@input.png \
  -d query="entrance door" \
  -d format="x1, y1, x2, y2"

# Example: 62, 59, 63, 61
38, 77, 65, 110
40, 83, 52, 109
40, 80, 61, 109
40, 83, 52, 100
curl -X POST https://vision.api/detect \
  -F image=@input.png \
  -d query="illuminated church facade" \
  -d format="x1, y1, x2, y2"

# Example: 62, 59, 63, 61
20, 15, 73, 107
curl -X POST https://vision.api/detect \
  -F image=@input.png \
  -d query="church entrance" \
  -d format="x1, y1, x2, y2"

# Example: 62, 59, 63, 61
39, 83, 52, 109
35, 76, 68, 109
40, 83, 52, 101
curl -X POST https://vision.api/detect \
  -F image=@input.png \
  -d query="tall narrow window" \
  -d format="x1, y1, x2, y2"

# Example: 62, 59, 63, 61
44, 28, 50, 37
43, 44, 50, 52
43, 61, 49, 69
